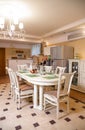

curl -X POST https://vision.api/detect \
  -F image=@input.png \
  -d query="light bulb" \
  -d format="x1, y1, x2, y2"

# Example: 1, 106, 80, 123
19, 22, 24, 30
10, 24, 15, 31
0, 17, 5, 25
0, 24, 4, 29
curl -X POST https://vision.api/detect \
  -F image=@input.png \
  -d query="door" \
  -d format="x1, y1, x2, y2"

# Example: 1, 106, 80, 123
0, 48, 5, 76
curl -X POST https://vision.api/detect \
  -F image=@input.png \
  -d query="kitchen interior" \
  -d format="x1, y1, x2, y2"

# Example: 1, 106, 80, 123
0, 1, 85, 130
0, 29, 85, 105
2, 37, 85, 96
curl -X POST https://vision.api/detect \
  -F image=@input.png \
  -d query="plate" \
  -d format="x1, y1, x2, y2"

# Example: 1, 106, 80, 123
42, 74, 57, 79
19, 70, 28, 73
26, 74, 39, 77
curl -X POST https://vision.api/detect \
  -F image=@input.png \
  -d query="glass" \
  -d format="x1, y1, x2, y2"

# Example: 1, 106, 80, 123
39, 65, 46, 75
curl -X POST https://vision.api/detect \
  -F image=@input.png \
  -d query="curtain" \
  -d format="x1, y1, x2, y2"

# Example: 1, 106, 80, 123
31, 44, 41, 56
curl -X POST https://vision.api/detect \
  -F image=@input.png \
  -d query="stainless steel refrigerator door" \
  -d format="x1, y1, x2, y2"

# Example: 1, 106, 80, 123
53, 59, 68, 72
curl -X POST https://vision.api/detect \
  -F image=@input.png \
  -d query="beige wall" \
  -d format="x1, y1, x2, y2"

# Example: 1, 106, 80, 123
5, 48, 31, 60
48, 38, 85, 59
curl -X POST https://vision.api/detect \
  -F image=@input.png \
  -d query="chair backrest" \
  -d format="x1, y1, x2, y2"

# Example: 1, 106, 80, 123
57, 72, 75, 99
55, 66, 66, 75
17, 64, 28, 71
6, 67, 16, 87
8, 68, 20, 90
13, 71, 20, 91
44, 66, 52, 73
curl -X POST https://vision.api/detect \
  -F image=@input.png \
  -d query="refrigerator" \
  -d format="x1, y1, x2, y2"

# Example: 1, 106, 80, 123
51, 46, 74, 72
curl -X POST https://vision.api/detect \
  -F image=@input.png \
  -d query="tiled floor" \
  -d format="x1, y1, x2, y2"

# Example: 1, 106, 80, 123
0, 83, 85, 130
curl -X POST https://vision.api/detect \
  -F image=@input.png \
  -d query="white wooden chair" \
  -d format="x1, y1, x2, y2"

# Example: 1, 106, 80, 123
55, 66, 66, 75
17, 64, 28, 71
44, 72, 75, 119
17, 64, 30, 83
6, 67, 15, 98
55, 66, 66, 89
17, 64, 34, 87
44, 66, 52, 73
8, 68, 34, 109
6, 67, 26, 99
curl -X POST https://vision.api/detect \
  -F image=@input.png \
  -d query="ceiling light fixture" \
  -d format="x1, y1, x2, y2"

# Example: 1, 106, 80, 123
0, 16, 24, 39
0, 2, 25, 40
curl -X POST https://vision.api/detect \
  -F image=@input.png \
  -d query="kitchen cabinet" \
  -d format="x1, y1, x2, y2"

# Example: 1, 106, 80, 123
69, 59, 85, 93
53, 59, 68, 71
79, 60, 85, 87
8, 59, 33, 72
51, 46, 60, 59
51, 46, 74, 59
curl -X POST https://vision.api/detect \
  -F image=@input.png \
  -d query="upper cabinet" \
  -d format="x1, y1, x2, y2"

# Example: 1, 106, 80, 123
50, 46, 74, 59
51, 46, 61, 59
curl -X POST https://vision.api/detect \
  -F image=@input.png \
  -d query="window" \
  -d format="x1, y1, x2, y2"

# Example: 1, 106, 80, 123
31, 44, 41, 56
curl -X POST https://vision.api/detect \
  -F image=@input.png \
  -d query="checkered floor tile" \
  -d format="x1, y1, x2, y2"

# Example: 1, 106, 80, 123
0, 83, 85, 130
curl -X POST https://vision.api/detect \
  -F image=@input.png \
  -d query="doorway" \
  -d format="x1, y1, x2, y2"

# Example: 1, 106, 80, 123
0, 48, 5, 76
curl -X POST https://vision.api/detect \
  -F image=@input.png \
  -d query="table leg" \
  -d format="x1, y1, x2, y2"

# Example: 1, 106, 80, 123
34, 84, 38, 109
39, 85, 43, 110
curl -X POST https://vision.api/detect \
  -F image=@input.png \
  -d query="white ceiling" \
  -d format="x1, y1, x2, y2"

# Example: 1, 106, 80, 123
23, 0, 85, 37
0, 0, 85, 42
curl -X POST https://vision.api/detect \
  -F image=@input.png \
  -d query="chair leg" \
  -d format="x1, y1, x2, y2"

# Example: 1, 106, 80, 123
11, 87, 13, 98
19, 97, 21, 109
13, 88, 15, 101
17, 96, 21, 110
17, 95, 19, 109
67, 100, 69, 114
57, 103, 59, 119
44, 97, 46, 111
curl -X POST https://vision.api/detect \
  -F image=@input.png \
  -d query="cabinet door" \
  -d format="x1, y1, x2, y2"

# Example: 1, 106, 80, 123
18, 60, 27, 65
79, 73, 85, 87
8, 60, 33, 72
51, 46, 74, 59
51, 47, 56, 59
79, 61, 85, 88
8, 60, 17, 72
53, 59, 68, 70
80, 61, 85, 72
51, 46, 62, 59
18, 60, 33, 66
63, 46, 74, 59
79, 61, 84, 72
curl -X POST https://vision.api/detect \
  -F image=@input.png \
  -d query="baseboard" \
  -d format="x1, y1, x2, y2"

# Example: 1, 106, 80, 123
71, 85, 85, 93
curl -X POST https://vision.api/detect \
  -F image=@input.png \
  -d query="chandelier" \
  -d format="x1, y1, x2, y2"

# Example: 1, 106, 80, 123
0, 2, 26, 40
0, 16, 24, 39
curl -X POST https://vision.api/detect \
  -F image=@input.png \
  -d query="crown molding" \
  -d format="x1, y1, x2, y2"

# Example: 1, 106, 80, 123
0, 18, 85, 44
42, 18, 85, 38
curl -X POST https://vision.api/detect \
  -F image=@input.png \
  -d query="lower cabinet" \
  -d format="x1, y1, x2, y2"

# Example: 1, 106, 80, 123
69, 59, 85, 93
79, 73, 85, 86
79, 60, 85, 88
8, 59, 33, 72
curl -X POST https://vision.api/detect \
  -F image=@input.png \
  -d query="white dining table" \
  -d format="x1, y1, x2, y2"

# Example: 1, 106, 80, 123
16, 71, 61, 110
